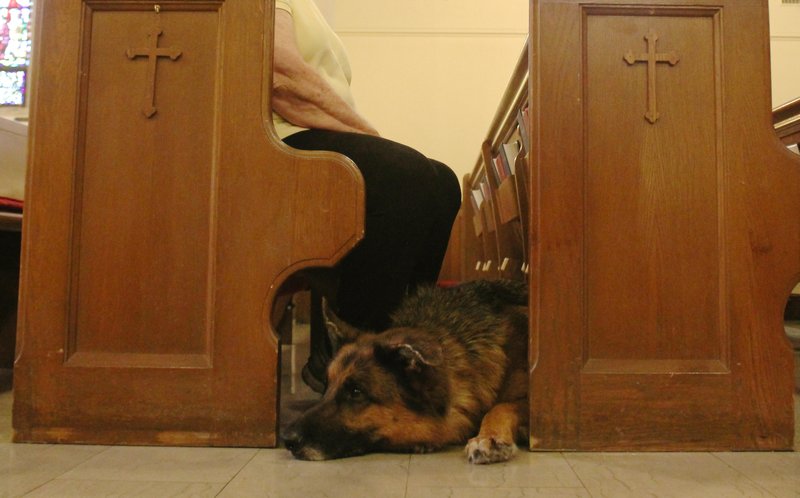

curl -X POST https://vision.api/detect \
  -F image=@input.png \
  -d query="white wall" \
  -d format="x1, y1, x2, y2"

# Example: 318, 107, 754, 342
769, 0, 800, 107
332, 0, 528, 182
333, 0, 799, 181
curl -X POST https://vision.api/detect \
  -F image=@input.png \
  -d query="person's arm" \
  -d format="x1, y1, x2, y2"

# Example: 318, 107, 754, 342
272, 10, 379, 136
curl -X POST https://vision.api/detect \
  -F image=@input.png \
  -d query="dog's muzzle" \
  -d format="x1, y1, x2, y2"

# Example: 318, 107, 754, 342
282, 427, 328, 461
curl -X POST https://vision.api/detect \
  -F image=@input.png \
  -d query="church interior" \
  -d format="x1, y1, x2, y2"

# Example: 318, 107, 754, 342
1, 0, 799, 496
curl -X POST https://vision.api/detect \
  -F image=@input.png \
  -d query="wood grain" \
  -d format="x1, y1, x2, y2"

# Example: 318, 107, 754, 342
528, 0, 799, 450
13, 0, 364, 447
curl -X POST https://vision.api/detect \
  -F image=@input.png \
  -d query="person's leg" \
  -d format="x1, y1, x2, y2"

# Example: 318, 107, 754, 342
283, 130, 460, 331
407, 159, 461, 288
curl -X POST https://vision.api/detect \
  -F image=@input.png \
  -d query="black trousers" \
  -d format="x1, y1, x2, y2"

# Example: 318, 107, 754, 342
284, 129, 461, 331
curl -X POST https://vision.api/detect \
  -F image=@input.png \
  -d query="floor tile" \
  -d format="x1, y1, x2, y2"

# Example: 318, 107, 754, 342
59, 446, 257, 484
564, 452, 776, 498
714, 452, 800, 498
406, 487, 592, 498
407, 447, 583, 489
0, 414, 12, 445
0, 443, 108, 498
23, 479, 224, 498
218, 449, 410, 498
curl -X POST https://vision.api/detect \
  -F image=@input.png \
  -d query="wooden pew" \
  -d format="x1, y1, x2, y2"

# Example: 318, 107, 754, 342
774, 97, 800, 148
14, 0, 798, 451
452, 0, 799, 450
776, 98, 800, 357
13, 0, 363, 447
458, 44, 530, 283
528, 0, 798, 451
0, 213, 22, 233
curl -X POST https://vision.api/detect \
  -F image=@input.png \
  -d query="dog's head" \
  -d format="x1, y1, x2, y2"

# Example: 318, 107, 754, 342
282, 327, 450, 460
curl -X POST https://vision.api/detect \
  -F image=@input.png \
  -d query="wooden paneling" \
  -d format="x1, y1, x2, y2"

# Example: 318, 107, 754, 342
529, 0, 799, 450
69, 6, 220, 365
584, 9, 723, 364
13, 0, 364, 447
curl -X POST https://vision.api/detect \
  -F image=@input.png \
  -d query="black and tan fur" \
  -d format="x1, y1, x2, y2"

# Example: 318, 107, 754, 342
282, 279, 528, 464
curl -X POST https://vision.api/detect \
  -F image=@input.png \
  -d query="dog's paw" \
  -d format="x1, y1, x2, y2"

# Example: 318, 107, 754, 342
465, 436, 517, 464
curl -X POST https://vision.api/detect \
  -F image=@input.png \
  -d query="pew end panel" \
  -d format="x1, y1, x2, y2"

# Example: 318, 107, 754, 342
12, 0, 364, 447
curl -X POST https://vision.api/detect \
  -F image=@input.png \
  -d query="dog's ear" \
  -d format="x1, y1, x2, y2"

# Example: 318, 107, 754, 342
321, 298, 364, 348
375, 329, 449, 417
375, 330, 444, 374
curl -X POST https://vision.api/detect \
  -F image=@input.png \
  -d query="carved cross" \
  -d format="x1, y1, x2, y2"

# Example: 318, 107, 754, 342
624, 30, 679, 124
126, 28, 182, 118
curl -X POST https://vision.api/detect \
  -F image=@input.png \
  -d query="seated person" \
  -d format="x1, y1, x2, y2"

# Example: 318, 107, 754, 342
272, 0, 461, 389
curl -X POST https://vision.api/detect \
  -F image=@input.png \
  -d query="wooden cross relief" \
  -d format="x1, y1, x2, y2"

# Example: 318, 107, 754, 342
126, 27, 182, 118
624, 30, 679, 124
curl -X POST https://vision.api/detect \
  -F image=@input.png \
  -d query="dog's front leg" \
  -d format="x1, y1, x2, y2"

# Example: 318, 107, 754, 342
465, 400, 528, 464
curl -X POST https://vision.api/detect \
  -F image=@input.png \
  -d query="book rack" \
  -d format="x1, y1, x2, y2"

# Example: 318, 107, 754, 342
453, 44, 531, 283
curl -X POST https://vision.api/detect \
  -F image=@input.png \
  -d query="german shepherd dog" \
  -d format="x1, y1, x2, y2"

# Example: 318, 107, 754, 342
282, 279, 528, 464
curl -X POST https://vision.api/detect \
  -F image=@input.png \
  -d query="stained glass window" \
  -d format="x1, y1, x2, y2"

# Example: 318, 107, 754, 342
0, 0, 32, 106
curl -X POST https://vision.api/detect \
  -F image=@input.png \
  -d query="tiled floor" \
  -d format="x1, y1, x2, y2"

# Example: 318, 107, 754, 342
1, 328, 799, 498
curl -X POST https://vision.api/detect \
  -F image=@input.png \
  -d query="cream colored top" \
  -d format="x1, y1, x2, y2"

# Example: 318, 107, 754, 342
273, 0, 357, 139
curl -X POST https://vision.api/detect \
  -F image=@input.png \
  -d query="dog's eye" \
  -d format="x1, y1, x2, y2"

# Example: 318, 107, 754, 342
337, 380, 369, 406
343, 384, 366, 402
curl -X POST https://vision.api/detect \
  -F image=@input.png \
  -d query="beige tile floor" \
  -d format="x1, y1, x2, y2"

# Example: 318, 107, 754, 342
1, 327, 799, 498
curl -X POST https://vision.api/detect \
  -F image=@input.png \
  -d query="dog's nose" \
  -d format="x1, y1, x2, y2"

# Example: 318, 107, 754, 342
281, 427, 302, 453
